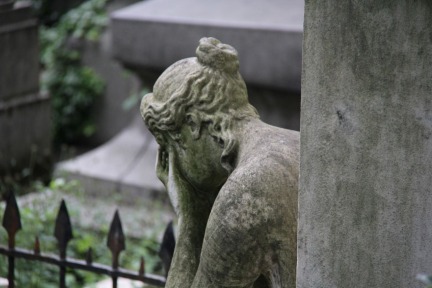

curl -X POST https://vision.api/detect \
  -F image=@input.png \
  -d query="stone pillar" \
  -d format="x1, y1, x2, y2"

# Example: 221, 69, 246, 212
298, 1, 432, 288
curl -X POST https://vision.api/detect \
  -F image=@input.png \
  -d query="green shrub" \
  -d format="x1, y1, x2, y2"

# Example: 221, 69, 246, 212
40, 0, 108, 145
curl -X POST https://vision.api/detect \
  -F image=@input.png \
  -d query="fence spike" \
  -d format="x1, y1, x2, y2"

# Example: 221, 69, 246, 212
54, 199, 73, 259
34, 236, 40, 255
2, 191, 22, 249
159, 221, 176, 276
86, 247, 93, 265
139, 256, 145, 276
107, 210, 125, 269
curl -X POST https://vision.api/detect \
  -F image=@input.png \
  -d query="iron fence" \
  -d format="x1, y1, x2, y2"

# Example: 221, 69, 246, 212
0, 191, 175, 287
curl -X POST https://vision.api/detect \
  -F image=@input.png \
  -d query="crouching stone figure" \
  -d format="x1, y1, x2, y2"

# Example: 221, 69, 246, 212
140, 37, 299, 288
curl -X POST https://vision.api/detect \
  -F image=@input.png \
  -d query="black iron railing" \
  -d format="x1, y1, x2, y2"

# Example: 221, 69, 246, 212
0, 191, 175, 287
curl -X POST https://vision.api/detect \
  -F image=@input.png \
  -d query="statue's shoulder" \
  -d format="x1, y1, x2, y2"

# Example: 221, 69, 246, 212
240, 123, 299, 178
259, 124, 300, 159
210, 123, 298, 222
201, 125, 299, 284
213, 128, 298, 220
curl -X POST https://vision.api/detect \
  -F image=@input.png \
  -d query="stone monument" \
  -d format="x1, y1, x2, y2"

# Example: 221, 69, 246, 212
299, 1, 432, 288
141, 37, 299, 287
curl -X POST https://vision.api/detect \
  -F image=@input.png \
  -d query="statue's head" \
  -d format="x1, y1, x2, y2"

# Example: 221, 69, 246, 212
141, 37, 258, 190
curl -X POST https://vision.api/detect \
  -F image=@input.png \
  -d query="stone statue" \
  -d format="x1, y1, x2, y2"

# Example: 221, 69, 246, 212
141, 37, 299, 288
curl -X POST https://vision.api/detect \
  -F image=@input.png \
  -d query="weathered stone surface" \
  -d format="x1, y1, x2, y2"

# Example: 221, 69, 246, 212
141, 37, 299, 287
299, 1, 432, 288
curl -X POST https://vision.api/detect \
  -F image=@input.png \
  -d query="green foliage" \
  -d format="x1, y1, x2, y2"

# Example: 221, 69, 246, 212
53, 0, 108, 41
40, 0, 108, 145
0, 179, 163, 287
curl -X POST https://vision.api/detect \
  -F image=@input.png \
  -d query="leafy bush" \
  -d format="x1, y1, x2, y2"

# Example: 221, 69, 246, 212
40, 0, 108, 145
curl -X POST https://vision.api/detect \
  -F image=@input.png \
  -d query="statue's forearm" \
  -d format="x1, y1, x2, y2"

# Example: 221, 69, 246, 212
165, 158, 216, 287
165, 215, 205, 288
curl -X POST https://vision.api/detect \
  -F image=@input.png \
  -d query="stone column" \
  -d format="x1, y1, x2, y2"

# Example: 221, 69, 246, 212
298, 1, 432, 288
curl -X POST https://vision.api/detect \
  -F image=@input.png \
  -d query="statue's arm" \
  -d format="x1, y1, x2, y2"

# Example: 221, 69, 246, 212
190, 179, 266, 288
157, 147, 216, 288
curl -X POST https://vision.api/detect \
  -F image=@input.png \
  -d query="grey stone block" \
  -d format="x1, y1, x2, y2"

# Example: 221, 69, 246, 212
55, 116, 164, 199
248, 86, 300, 131
79, 32, 141, 144
111, 0, 303, 92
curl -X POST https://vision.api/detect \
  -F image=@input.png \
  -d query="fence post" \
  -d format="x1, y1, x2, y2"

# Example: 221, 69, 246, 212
0, 194, 169, 287
159, 220, 175, 276
54, 200, 73, 288
2, 192, 22, 288
139, 257, 145, 277
107, 210, 125, 288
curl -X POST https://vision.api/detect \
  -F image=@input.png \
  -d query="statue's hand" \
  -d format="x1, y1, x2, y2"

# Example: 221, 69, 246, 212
156, 146, 169, 186
156, 146, 187, 215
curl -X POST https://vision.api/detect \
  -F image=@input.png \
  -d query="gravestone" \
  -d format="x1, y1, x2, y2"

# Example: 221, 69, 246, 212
299, 1, 432, 288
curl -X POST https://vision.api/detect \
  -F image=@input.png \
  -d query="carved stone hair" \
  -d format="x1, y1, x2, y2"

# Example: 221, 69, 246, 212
141, 37, 259, 172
